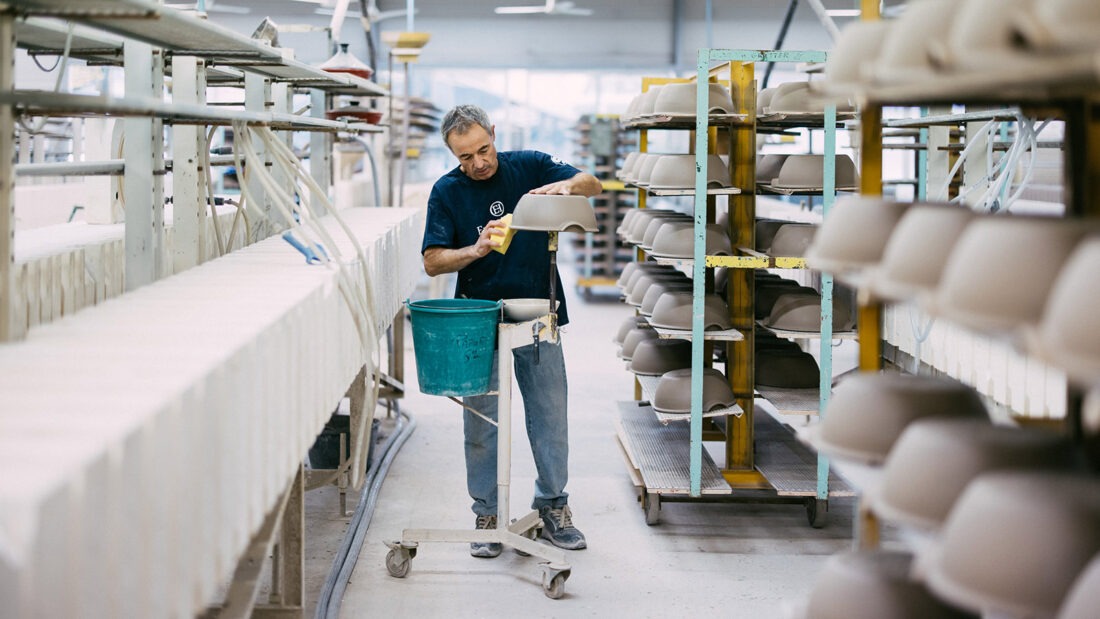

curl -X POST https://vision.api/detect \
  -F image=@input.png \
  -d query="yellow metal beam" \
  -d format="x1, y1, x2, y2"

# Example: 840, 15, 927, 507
726, 60, 756, 472
722, 469, 772, 489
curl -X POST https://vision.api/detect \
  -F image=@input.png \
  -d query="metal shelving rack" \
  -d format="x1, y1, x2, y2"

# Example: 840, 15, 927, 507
573, 114, 636, 294
0, 3, 392, 615
615, 50, 854, 527
844, 0, 1100, 550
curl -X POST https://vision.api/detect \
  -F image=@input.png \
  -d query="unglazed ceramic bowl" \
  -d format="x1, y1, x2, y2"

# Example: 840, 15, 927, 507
933, 215, 1095, 334
1032, 237, 1100, 386
648, 291, 732, 331
647, 154, 731, 189
511, 194, 598, 233
755, 349, 820, 389
873, 418, 1075, 531
629, 338, 693, 376
1057, 554, 1100, 619
652, 367, 737, 414
926, 472, 1100, 618
639, 280, 695, 316
869, 204, 974, 303
1014, 0, 1100, 53
619, 326, 659, 361
771, 154, 859, 189
815, 20, 892, 93
651, 82, 735, 115
805, 196, 909, 275
762, 289, 855, 332
799, 550, 978, 619
768, 223, 818, 257
649, 222, 733, 259
815, 372, 988, 465
871, 0, 961, 84
501, 298, 558, 322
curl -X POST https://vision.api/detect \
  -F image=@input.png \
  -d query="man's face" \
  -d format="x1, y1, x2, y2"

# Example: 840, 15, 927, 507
447, 124, 498, 181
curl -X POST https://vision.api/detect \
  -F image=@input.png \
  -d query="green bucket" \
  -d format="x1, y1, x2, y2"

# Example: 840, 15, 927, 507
406, 298, 502, 397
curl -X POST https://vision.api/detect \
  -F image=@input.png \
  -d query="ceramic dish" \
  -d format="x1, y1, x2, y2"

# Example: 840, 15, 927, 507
762, 289, 855, 332
648, 223, 732, 259
933, 215, 1095, 334
502, 298, 559, 322
648, 291, 732, 331
647, 154, 731, 189
651, 82, 735, 115
1031, 237, 1100, 386
767, 223, 818, 257
870, 0, 960, 84
925, 472, 1100, 618
511, 194, 598, 233
815, 372, 988, 465
755, 349, 819, 389
629, 338, 693, 376
798, 550, 978, 619
651, 367, 737, 414
619, 326, 659, 361
770, 154, 859, 189
869, 204, 974, 303
873, 418, 1075, 531
805, 196, 909, 275
813, 20, 892, 94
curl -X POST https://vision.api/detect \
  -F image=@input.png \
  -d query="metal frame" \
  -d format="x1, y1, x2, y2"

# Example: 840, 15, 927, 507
386, 316, 572, 599
693, 49, 833, 510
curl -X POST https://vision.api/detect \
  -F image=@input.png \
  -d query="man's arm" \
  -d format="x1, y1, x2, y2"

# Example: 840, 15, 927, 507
423, 219, 506, 277
529, 171, 603, 197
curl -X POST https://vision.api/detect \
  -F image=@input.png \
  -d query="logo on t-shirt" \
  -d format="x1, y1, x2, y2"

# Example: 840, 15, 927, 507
550, 155, 566, 166
489, 200, 504, 217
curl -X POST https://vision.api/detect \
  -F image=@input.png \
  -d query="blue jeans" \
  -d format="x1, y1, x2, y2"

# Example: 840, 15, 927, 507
462, 339, 569, 517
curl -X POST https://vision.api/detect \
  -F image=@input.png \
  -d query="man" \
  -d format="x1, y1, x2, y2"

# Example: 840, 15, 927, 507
421, 104, 601, 558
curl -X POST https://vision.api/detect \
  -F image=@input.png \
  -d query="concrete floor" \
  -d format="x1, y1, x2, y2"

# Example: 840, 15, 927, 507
289, 260, 864, 618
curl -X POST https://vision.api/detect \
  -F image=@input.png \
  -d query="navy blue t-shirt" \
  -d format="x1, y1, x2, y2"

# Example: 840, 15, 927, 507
421, 150, 581, 325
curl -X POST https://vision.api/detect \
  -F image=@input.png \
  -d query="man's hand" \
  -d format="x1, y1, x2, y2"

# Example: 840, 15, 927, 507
529, 172, 603, 197
423, 218, 507, 276
529, 179, 574, 195
473, 218, 508, 257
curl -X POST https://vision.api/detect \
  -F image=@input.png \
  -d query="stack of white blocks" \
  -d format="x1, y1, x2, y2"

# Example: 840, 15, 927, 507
0, 207, 424, 618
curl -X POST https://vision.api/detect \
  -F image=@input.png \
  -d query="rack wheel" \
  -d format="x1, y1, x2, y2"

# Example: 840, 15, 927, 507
643, 492, 660, 526
542, 569, 570, 599
806, 498, 827, 529
385, 548, 412, 578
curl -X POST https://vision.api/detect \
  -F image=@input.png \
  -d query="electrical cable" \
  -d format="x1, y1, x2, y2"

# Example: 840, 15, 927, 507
231, 121, 384, 464
203, 126, 227, 255
19, 22, 74, 136
354, 137, 383, 207
314, 409, 417, 619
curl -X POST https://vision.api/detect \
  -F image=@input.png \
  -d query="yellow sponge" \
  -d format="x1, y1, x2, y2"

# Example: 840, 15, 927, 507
490, 213, 516, 254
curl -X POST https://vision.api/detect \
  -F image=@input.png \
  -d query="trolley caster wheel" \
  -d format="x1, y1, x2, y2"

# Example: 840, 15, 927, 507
384, 541, 417, 578
541, 567, 570, 599
385, 548, 411, 578
643, 492, 661, 526
806, 498, 827, 529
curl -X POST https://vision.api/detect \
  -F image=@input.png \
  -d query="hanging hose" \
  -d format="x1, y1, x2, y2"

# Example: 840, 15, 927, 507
315, 409, 417, 619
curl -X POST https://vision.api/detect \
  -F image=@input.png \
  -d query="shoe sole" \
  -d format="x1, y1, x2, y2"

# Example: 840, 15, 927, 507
539, 532, 587, 551
470, 545, 502, 558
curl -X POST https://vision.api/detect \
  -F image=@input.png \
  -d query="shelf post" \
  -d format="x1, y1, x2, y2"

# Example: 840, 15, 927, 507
818, 102, 837, 502
245, 72, 272, 243
725, 57, 756, 475
857, 102, 883, 373
690, 50, 711, 496
310, 89, 332, 206
0, 13, 15, 342
123, 40, 163, 291
171, 55, 206, 273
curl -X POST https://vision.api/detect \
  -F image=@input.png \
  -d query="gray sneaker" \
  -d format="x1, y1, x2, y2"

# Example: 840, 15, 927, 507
470, 514, 502, 558
539, 505, 587, 550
